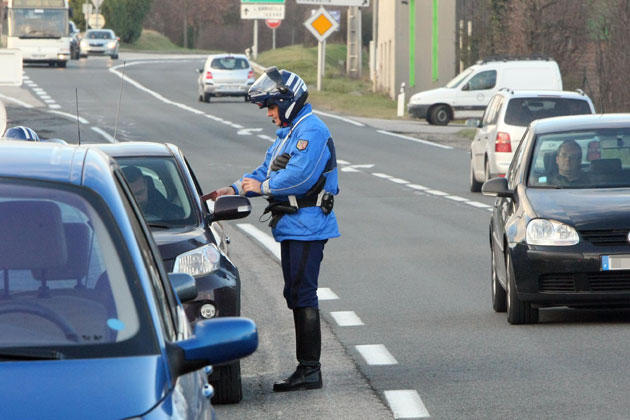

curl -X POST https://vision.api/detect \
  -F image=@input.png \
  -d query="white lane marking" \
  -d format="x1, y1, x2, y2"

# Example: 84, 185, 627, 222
390, 177, 409, 184
0, 93, 33, 108
48, 110, 89, 124
48, 104, 61, 109
407, 184, 428, 191
231, 123, 244, 129
237, 128, 263, 135
317, 287, 339, 300
236, 223, 281, 261
330, 311, 364, 326
372, 173, 392, 179
425, 189, 448, 196
467, 201, 491, 209
384, 390, 430, 419
314, 110, 364, 127
43, 99, 56, 104
356, 344, 398, 365
91, 126, 117, 143
341, 164, 375, 173
337, 159, 350, 165
378, 129, 452, 150
39, 95, 52, 100
22, 75, 30, 80
257, 134, 275, 142
445, 195, 468, 202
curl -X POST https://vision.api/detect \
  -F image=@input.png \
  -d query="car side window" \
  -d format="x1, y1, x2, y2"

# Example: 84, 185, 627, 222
487, 96, 504, 125
507, 129, 530, 189
482, 96, 499, 125
466, 70, 497, 91
114, 170, 178, 341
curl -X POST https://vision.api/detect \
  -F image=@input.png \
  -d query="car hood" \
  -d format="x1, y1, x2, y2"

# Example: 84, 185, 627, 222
152, 225, 211, 261
1, 355, 169, 419
526, 188, 630, 230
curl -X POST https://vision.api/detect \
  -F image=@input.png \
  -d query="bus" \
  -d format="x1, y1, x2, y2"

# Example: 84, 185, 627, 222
3, 0, 72, 67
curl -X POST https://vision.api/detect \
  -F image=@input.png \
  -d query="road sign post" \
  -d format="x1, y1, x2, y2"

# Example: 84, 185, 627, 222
265, 19, 282, 50
304, 7, 339, 91
241, 0, 285, 59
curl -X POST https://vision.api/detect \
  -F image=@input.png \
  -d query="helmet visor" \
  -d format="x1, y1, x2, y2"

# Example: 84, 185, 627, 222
247, 67, 288, 107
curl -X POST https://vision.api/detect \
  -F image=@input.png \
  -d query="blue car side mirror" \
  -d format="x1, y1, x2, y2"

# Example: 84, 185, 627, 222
172, 317, 258, 376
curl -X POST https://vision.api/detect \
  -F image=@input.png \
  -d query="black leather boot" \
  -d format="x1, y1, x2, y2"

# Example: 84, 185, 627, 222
273, 307, 322, 392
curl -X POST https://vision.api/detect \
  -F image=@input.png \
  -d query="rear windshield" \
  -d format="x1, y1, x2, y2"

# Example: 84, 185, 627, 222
505, 98, 592, 127
87, 31, 113, 39
210, 57, 249, 70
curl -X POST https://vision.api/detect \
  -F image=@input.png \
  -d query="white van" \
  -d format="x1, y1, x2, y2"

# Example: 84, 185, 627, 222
407, 58, 562, 125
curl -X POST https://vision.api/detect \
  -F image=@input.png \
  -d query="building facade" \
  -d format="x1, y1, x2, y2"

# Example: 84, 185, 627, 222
375, 0, 457, 100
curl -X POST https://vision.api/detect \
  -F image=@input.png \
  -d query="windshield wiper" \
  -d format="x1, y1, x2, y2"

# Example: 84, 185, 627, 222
0, 348, 64, 360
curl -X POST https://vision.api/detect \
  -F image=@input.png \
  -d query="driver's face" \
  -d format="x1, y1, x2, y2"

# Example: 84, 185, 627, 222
556, 143, 582, 176
129, 177, 148, 207
267, 104, 281, 127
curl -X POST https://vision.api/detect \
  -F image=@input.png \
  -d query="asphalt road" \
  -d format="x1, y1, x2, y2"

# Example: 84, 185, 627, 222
4, 54, 630, 419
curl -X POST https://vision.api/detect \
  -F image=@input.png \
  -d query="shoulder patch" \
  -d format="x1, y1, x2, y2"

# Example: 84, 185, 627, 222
296, 139, 309, 151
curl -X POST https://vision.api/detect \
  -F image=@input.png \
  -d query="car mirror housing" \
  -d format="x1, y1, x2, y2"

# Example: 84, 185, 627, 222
168, 272, 197, 303
171, 317, 258, 376
210, 195, 251, 221
482, 177, 513, 197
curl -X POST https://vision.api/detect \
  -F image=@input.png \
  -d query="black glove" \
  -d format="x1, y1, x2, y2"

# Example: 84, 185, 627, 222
270, 153, 291, 171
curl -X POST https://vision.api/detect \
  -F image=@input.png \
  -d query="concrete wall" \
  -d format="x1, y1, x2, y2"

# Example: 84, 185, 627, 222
375, 0, 457, 100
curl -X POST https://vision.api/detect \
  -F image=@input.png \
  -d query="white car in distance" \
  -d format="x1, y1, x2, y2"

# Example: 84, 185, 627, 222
197, 54, 255, 103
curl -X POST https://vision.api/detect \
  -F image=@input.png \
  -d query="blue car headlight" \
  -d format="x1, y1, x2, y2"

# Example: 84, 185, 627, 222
173, 244, 221, 277
526, 219, 579, 246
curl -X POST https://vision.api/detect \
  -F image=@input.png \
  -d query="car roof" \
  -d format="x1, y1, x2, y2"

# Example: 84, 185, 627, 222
496, 90, 590, 100
531, 113, 630, 134
92, 141, 176, 158
207, 53, 248, 60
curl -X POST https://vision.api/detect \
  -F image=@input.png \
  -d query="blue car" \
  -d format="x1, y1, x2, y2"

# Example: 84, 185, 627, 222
0, 141, 258, 419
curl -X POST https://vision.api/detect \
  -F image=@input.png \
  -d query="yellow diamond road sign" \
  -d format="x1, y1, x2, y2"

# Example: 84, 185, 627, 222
304, 7, 339, 42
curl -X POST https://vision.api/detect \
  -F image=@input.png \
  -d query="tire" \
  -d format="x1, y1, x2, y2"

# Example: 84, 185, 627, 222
470, 157, 483, 192
506, 253, 538, 324
57, 61, 66, 68
198, 93, 204, 102
209, 360, 242, 404
430, 105, 450, 126
111, 54, 118, 60
204, 93, 211, 103
491, 241, 507, 312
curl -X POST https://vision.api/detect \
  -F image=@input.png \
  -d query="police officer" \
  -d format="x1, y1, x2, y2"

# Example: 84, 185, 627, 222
209, 67, 339, 392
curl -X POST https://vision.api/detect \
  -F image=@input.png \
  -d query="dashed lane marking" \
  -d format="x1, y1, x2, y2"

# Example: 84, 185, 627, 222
330, 311, 364, 326
317, 288, 339, 300
356, 344, 398, 365
384, 390, 430, 419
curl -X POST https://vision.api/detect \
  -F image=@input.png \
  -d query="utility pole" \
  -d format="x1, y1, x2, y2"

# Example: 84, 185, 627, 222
346, 6, 362, 79
371, 0, 378, 91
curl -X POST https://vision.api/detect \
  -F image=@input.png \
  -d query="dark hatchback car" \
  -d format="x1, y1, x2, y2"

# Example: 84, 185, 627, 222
483, 114, 630, 324
0, 141, 257, 418
94, 142, 251, 403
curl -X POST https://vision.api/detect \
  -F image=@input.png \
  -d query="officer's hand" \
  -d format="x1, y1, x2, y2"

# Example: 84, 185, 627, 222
242, 177, 262, 194
270, 153, 291, 171
204, 186, 235, 201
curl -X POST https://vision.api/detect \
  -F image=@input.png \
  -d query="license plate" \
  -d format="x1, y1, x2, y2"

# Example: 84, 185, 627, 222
602, 255, 630, 271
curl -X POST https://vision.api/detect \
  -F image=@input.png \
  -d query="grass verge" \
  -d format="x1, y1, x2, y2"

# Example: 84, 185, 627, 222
121, 29, 217, 54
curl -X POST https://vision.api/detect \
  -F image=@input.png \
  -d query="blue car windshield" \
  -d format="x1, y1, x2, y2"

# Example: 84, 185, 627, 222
528, 128, 630, 189
0, 181, 157, 356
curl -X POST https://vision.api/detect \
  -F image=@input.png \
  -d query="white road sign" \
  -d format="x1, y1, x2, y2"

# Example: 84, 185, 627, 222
91, 0, 104, 10
296, 0, 369, 6
240, 4, 285, 19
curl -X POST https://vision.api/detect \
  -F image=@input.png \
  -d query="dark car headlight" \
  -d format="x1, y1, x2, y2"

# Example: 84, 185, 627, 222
173, 244, 221, 277
526, 219, 579, 246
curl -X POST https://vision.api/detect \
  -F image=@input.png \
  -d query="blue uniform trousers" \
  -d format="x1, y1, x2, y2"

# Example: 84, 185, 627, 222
281, 239, 326, 309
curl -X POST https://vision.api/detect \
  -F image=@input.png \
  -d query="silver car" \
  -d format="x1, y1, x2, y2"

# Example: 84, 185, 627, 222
197, 54, 255, 103
80, 29, 119, 59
